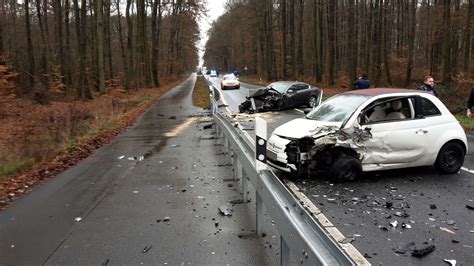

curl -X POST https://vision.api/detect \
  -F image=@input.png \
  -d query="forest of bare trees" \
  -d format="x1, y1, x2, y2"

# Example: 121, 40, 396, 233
203, 0, 474, 89
0, 0, 203, 101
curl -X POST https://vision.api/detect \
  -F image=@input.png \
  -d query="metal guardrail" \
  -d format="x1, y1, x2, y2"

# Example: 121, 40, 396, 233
203, 75, 355, 265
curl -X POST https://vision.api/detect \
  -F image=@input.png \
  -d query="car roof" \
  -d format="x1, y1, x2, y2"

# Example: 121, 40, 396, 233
270, 81, 306, 85
343, 88, 428, 97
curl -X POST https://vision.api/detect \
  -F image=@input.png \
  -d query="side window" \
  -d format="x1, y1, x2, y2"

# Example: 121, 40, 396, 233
297, 84, 309, 90
363, 97, 415, 124
420, 98, 441, 116
288, 85, 298, 92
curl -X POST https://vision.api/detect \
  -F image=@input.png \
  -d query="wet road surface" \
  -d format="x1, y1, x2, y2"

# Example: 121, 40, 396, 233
0, 74, 281, 265
210, 77, 474, 265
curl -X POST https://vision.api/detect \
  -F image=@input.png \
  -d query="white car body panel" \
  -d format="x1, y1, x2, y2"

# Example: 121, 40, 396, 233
267, 90, 468, 173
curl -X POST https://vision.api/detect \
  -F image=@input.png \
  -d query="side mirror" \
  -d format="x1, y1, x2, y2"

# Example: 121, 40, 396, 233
303, 108, 312, 114
287, 89, 295, 94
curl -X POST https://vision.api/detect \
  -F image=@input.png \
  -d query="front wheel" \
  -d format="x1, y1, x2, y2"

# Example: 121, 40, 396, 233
329, 154, 361, 181
435, 142, 465, 174
308, 96, 317, 108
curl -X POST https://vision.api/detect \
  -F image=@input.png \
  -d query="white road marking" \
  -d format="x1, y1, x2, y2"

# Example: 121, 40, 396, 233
461, 167, 474, 174
164, 117, 198, 137
285, 181, 370, 265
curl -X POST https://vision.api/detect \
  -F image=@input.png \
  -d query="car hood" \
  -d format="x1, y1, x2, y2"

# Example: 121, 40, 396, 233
273, 118, 342, 139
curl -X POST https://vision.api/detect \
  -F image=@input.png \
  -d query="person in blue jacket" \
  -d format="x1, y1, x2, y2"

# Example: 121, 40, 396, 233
353, 73, 370, 89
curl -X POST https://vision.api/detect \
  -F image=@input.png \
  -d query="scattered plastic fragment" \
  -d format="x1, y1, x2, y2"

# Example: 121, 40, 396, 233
390, 220, 398, 228
203, 124, 213, 130
401, 223, 411, 229
74, 217, 82, 222
163, 216, 170, 222
142, 245, 152, 253
440, 227, 456, 234
339, 237, 355, 244
430, 204, 437, 209
218, 206, 233, 216
171, 144, 181, 148
132, 191, 139, 194
394, 211, 409, 218
394, 242, 415, 254
446, 220, 455, 225
443, 259, 456, 266
467, 205, 474, 210
378, 225, 388, 231
412, 244, 435, 257
117, 155, 125, 160
168, 116, 177, 119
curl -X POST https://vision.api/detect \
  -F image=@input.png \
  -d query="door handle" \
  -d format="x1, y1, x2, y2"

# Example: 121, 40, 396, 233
415, 129, 428, 134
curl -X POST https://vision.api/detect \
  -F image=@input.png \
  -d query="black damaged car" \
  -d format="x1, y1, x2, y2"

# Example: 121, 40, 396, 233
239, 81, 322, 113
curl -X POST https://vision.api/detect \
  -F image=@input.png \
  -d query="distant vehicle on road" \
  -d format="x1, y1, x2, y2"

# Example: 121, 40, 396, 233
220, 74, 240, 90
239, 81, 322, 113
210, 70, 218, 77
267, 89, 468, 180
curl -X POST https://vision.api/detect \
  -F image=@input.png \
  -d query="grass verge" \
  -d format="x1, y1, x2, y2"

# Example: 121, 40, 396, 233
192, 76, 211, 109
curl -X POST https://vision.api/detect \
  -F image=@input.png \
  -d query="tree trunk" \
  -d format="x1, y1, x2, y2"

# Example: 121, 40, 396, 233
116, 0, 130, 90
383, 0, 392, 85
441, 0, 452, 82
328, 0, 336, 85
25, 0, 35, 91
96, 0, 106, 94
463, 0, 473, 72
406, 0, 416, 86
104, 0, 113, 80
126, 0, 135, 90
54, 0, 65, 87
281, 0, 287, 79
64, 0, 72, 86
289, 0, 295, 78
348, 0, 357, 84
151, 0, 162, 87
297, 0, 304, 76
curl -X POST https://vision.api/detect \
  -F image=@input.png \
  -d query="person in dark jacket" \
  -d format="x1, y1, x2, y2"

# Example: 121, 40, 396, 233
417, 76, 438, 97
467, 87, 474, 118
353, 74, 370, 89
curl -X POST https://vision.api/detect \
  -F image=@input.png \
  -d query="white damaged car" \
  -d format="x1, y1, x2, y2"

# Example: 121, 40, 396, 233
266, 89, 468, 180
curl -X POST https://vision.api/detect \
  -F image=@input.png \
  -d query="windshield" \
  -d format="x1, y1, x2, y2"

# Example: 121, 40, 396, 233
268, 82, 290, 93
306, 94, 370, 122
223, 75, 236, 81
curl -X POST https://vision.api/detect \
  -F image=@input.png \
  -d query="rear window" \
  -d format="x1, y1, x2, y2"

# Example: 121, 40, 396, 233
421, 98, 441, 116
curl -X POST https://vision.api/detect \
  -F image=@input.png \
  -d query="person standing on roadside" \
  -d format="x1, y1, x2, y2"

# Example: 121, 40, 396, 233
417, 76, 438, 97
467, 87, 474, 118
353, 73, 370, 89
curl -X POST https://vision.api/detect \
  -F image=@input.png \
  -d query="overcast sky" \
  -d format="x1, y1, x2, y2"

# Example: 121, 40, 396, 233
198, 0, 226, 67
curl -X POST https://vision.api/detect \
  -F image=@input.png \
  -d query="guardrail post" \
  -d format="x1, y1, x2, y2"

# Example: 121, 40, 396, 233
232, 149, 238, 176
256, 192, 263, 236
255, 117, 267, 171
241, 168, 248, 203
255, 117, 267, 236
281, 235, 290, 266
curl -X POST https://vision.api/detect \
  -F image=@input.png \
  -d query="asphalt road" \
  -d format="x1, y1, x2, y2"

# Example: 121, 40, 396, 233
210, 75, 474, 265
0, 74, 281, 265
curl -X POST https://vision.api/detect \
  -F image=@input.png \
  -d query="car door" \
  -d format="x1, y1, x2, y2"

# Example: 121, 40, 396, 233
359, 96, 429, 166
286, 83, 308, 107
283, 84, 300, 107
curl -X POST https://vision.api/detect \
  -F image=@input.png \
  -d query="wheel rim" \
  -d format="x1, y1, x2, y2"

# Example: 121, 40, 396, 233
442, 147, 462, 169
309, 97, 317, 107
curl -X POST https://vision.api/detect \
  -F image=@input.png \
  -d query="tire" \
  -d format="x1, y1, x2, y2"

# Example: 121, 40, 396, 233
308, 96, 317, 108
435, 142, 465, 174
329, 154, 361, 181
290, 164, 308, 179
